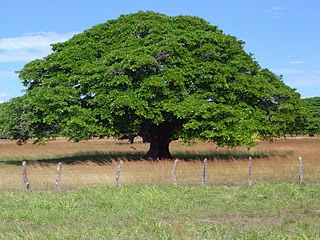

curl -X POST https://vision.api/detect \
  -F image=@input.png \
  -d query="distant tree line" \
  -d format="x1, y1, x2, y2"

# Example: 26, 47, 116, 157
301, 97, 320, 136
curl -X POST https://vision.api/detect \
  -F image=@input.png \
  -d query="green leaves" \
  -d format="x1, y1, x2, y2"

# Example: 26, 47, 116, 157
302, 97, 320, 135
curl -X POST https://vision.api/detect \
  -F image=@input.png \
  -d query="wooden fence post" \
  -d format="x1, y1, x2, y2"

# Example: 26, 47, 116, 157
172, 159, 179, 186
115, 160, 123, 187
56, 162, 62, 191
202, 158, 207, 188
248, 157, 253, 187
298, 156, 303, 184
22, 161, 30, 191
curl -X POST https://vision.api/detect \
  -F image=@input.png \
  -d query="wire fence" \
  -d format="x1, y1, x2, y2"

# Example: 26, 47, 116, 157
1, 155, 319, 191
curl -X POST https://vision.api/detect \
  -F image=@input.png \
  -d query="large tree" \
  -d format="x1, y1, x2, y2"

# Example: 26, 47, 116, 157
15, 11, 306, 159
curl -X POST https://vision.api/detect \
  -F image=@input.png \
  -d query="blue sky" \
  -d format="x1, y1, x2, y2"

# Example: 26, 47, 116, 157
0, 0, 319, 102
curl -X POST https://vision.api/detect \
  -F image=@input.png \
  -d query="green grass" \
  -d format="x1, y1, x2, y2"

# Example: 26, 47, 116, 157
1, 183, 319, 239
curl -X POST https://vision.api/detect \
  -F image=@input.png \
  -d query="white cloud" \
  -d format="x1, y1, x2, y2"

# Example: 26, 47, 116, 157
0, 71, 17, 79
272, 68, 304, 75
266, 7, 286, 17
288, 74, 320, 87
288, 60, 304, 65
0, 92, 8, 103
0, 32, 77, 63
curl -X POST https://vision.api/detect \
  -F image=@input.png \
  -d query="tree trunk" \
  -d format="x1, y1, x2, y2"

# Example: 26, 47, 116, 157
145, 136, 171, 159
144, 124, 173, 159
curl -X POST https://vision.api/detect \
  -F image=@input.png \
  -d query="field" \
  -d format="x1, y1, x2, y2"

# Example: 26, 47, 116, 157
0, 136, 320, 190
0, 184, 319, 239
0, 137, 320, 239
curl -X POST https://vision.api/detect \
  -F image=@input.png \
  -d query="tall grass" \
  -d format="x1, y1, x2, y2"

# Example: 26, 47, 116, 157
0, 137, 319, 191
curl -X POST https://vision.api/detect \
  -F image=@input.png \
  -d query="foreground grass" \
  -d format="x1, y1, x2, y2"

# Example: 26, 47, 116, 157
0, 184, 319, 239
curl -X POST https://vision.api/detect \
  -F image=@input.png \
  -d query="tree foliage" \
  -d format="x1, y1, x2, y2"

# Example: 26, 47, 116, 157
302, 97, 320, 136
8, 11, 306, 158
0, 97, 29, 142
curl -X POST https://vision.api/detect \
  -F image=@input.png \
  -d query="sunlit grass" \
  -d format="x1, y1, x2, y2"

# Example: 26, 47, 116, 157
0, 136, 319, 191
1, 137, 320, 239
0, 184, 319, 239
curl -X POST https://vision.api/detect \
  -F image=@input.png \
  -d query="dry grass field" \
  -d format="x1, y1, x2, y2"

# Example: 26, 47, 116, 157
0, 136, 319, 191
